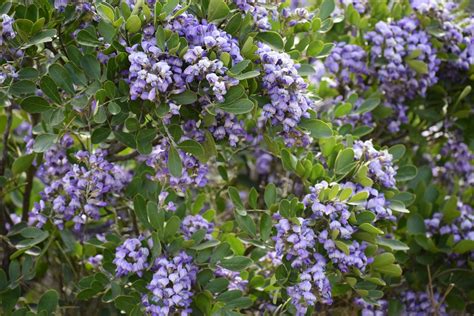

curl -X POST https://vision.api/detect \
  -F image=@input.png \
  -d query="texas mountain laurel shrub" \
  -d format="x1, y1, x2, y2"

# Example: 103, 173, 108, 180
0, 0, 473, 315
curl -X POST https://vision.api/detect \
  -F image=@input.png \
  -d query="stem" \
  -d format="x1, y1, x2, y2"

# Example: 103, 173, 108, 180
21, 114, 39, 222
0, 106, 13, 270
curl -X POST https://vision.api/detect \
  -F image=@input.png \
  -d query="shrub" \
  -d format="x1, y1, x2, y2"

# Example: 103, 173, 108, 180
0, 0, 472, 315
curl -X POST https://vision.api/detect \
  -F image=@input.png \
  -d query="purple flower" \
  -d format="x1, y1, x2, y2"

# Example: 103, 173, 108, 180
113, 238, 150, 277
29, 150, 131, 230
353, 140, 397, 188
144, 139, 208, 191
273, 215, 316, 268
256, 43, 313, 146
0, 14, 15, 46
143, 251, 197, 315
324, 43, 369, 91
215, 266, 248, 291
180, 214, 214, 240
365, 17, 440, 103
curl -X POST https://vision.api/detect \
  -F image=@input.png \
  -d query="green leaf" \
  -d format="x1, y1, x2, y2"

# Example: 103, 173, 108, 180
126, 15, 142, 33
229, 60, 251, 75
335, 148, 355, 175
12, 154, 35, 175
219, 256, 253, 271
133, 194, 150, 228
354, 97, 380, 114
453, 240, 474, 254
178, 140, 205, 161
80, 55, 101, 81
235, 214, 257, 237
207, 0, 230, 21
191, 239, 220, 250
395, 165, 417, 182
25, 29, 56, 48
299, 118, 333, 138
91, 127, 111, 144
406, 59, 428, 74
20, 96, 51, 113
37, 290, 59, 315
359, 223, 384, 235
388, 144, 405, 161
255, 31, 284, 50
168, 145, 182, 178
260, 213, 272, 240
147, 201, 163, 231
372, 253, 395, 268
407, 214, 426, 234
170, 90, 197, 105
307, 40, 324, 56
40, 76, 61, 103
97, 4, 115, 22
320, 0, 335, 19
33, 134, 57, 153
376, 237, 409, 251
48, 64, 74, 94
218, 98, 254, 114
231, 70, 260, 81
76, 29, 101, 47
228, 187, 244, 209
10, 80, 36, 96
374, 263, 402, 277
164, 216, 181, 240
264, 183, 276, 208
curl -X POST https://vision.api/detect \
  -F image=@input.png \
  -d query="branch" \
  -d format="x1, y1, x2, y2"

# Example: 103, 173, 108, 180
0, 106, 13, 270
21, 114, 39, 222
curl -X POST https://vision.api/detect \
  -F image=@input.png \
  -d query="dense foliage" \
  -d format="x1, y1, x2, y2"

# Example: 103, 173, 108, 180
0, 0, 473, 315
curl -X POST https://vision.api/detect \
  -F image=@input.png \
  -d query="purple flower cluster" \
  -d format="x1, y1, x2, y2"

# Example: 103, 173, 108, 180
256, 43, 313, 145
30, 150, 131, 230
145, 140, 208, 191
365, 17, 440, 103
281, 8, 314, 27
353, 140, 397, 188
320, 230, 371, 272
143, 251, 197, 315
233, 0, 273, 30
286, 253, 332, 315
324, 43, 369, 91
425, 201, 474, 243
354, 298, 388, 316
339, 0, 368, 14
302, 181, 392, 273
206, 110, 250, 146
113, 238, 150, 277
411, 0, 474, 71
432, 137, 474, 190
273, 215, 316, 268
401, 290, 447, 315
180, 214, 214, 240
1, 14, 16, 46
166, 12, 243, 64
36, 134, 74, 184
127, 12, 242, 104
215, 266, 248, 291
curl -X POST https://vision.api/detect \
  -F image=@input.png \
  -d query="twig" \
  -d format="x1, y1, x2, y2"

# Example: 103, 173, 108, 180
427, 265, 439, 316
21, 114, 39, 222
0, 106, 13, 270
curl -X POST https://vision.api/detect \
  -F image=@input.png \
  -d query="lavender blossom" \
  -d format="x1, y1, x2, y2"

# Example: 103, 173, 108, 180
113, 238, 150, 277
180, 214, 214, 240
0, 14, 15, 46
256, 43, 313, 145
353, 140, 397, 188
143, 251, 197, 315
365, 17, 440, 103
30, 150, 131, 230
215, 266, 248, 291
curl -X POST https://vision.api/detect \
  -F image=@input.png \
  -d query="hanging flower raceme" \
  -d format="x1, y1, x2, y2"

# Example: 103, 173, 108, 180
0, 14, 15, 46
30, 150, 131, 230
